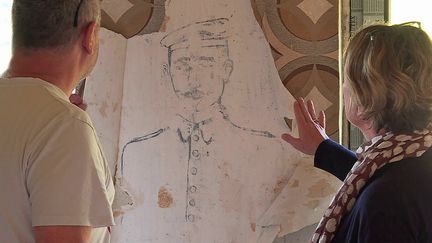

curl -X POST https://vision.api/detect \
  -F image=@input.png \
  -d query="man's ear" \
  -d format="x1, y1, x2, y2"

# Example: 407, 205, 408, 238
82, 21, 98, 54
223, 59, 234, 83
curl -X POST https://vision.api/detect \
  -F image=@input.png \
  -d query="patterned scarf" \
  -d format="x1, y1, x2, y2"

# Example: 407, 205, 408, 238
312, 125, 432, 243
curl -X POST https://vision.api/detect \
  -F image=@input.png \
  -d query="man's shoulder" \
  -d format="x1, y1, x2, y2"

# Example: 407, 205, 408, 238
47, 96, 93, 129
6, 77, 93, 127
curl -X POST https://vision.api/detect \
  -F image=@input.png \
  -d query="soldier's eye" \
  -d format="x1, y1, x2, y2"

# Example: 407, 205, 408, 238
198, 61, 214, 68
175, 64, 192, 71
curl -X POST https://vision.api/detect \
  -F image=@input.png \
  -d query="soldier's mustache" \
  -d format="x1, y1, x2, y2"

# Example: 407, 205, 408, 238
183, 89, 205, 100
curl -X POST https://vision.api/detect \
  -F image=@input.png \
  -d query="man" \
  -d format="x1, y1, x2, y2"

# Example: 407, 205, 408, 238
113, 18, 291, 242
0, 1, 114, 242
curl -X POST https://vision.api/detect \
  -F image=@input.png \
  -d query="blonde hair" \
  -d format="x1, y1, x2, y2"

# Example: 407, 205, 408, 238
344, 24, 432, 132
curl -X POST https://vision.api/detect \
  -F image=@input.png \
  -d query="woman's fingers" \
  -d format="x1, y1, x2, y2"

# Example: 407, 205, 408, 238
318, 110, 326, 129
281, 98, 328, 155
293, 100, 307, 126
281, 133, 304, 152
306, 99, 326, 128
306, 99, 318, 121
297, 98, 314, 123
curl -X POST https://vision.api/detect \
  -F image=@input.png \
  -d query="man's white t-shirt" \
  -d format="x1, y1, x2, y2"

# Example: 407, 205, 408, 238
0, 77, 115, 243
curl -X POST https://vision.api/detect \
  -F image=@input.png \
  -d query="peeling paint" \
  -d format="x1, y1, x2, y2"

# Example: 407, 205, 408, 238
159, 15, 171, 32
303, 200, 320, 209
307, 179, 334, 198
289, 179, 299, 188
98, 100, 108, 118
251, 222, 257, 232
273, 176, 289, 195
112, 102, 120, 112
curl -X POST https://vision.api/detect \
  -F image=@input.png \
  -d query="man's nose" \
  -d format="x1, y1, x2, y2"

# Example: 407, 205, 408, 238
188, 67, 200, 85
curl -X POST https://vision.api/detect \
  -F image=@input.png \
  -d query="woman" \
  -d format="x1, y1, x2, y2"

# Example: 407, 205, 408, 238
282, 24, 432, 243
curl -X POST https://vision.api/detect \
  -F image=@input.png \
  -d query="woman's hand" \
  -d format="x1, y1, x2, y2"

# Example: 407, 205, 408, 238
282, 98, 329, 155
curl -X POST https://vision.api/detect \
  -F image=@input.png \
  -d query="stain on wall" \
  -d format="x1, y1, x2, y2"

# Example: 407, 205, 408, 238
158, 187, 174, 208
307, 179, 335, 198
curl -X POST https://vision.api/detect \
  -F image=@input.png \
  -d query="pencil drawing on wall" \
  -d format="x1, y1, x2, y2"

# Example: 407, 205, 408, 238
86, 1, 342, 241
117, 18, 280, 226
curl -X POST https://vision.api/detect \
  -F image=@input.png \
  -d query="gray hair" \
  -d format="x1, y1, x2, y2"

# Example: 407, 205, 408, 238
12, 0, 101, 50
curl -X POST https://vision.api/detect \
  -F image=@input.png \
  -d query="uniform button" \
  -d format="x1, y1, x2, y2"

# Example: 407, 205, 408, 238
187, 214, 195, 222
192, 150, 200, 158
191, 167, 198, 175
189, 199, 196, 207
190, 186, 197, 193
193, 135, 200, 142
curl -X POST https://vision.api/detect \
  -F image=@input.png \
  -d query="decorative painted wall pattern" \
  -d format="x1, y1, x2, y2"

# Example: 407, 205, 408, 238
101, 0, 166, 38
252, 0, 339, 140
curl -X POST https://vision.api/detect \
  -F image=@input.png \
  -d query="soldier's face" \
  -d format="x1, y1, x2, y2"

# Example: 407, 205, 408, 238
169, 46, 233, 108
